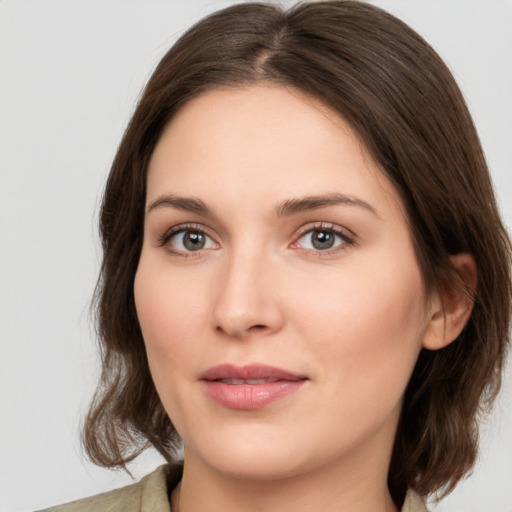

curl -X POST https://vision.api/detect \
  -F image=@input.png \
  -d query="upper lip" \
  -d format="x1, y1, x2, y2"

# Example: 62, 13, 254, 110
200, 364, 307, 382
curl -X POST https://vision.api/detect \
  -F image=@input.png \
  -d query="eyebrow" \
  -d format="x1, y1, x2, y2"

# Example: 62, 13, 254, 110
146, 193, 378, 218
147, 195, 214, 216
275, 193, 379, 217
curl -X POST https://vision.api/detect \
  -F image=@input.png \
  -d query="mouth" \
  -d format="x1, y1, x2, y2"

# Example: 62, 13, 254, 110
200, 364, 308, 410
216, 378, 282, 385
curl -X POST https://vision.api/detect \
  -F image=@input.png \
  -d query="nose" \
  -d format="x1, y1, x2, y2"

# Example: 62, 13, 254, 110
211, 249, 284, 339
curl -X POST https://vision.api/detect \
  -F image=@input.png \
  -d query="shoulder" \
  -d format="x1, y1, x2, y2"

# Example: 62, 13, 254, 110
401, 489, 429, 512
36, 464, 181, 512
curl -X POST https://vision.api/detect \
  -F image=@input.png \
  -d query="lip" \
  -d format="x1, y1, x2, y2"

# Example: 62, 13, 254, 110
200, 364, 308, 410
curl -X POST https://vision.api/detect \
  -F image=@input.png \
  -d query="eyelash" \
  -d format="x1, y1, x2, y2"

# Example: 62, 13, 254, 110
157, 222, 354, 256
158, 223, 217, 256
292, 223, 354, 255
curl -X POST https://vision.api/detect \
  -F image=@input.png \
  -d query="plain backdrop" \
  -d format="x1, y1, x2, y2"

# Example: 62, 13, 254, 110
1, 1, 511, 511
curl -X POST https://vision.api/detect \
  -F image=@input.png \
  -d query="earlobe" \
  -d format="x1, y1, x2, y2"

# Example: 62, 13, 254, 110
422, 253, 477, 351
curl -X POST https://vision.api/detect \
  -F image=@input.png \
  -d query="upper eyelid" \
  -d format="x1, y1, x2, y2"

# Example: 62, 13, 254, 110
165, 222, 213, 234
158, 223, 218, 246
293, 222, 355, 240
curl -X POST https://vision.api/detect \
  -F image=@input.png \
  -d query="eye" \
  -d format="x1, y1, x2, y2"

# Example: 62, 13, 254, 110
163, 228, 217, 253
294, 225, 351, 252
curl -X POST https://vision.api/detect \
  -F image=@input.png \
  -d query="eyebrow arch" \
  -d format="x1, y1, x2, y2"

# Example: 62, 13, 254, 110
146, 195, 213, 216
275, 193, 379, 217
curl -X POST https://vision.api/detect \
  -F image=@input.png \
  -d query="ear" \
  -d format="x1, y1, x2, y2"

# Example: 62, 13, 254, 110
422, 253, 477, 351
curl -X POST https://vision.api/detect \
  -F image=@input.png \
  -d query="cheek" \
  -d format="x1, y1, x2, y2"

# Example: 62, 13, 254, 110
288, 260, 427, 449
133, 261, 209, 437
289, 254, 427, 392
133, 262, 206, 383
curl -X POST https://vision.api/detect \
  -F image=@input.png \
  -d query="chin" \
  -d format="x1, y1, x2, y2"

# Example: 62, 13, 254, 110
184, 426, 314, 482
207, 451, 310, 482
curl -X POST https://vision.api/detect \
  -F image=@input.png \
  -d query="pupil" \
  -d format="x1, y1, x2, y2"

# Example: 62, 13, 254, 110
312, 230, 334, 250
183, 231, 205, 251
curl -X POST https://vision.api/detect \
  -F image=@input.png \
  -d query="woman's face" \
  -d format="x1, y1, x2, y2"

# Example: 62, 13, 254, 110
134, 85, 433, 481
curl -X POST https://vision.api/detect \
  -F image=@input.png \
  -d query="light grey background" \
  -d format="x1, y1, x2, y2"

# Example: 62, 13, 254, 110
1, 1, 511, 511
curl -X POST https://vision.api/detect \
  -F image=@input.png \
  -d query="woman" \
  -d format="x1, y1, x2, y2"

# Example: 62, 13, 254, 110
39, 1, 510, 511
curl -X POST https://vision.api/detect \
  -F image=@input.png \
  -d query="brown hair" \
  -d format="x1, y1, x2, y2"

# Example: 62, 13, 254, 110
83, 0, 511, 504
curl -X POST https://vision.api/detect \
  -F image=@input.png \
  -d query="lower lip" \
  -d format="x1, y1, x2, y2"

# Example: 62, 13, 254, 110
202, 380, 306, 409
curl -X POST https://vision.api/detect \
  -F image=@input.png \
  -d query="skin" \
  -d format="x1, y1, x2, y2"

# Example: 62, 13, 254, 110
134, 84, 474, 512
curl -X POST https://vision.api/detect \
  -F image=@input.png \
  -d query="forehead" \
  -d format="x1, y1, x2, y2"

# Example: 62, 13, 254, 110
146, 84, 404, 220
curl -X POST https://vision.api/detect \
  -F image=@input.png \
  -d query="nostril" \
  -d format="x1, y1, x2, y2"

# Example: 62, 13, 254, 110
212, 296, 284, 337
215, 323, 268, 336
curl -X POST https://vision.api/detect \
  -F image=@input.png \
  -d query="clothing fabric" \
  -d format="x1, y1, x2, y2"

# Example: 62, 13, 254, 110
37, 464, 428, 512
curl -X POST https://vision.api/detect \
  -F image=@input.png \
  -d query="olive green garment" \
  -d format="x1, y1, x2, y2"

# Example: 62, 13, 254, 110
37, 464, 428, 512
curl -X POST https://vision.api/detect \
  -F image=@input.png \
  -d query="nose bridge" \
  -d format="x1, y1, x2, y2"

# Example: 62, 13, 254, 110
212, 240, 282, 338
